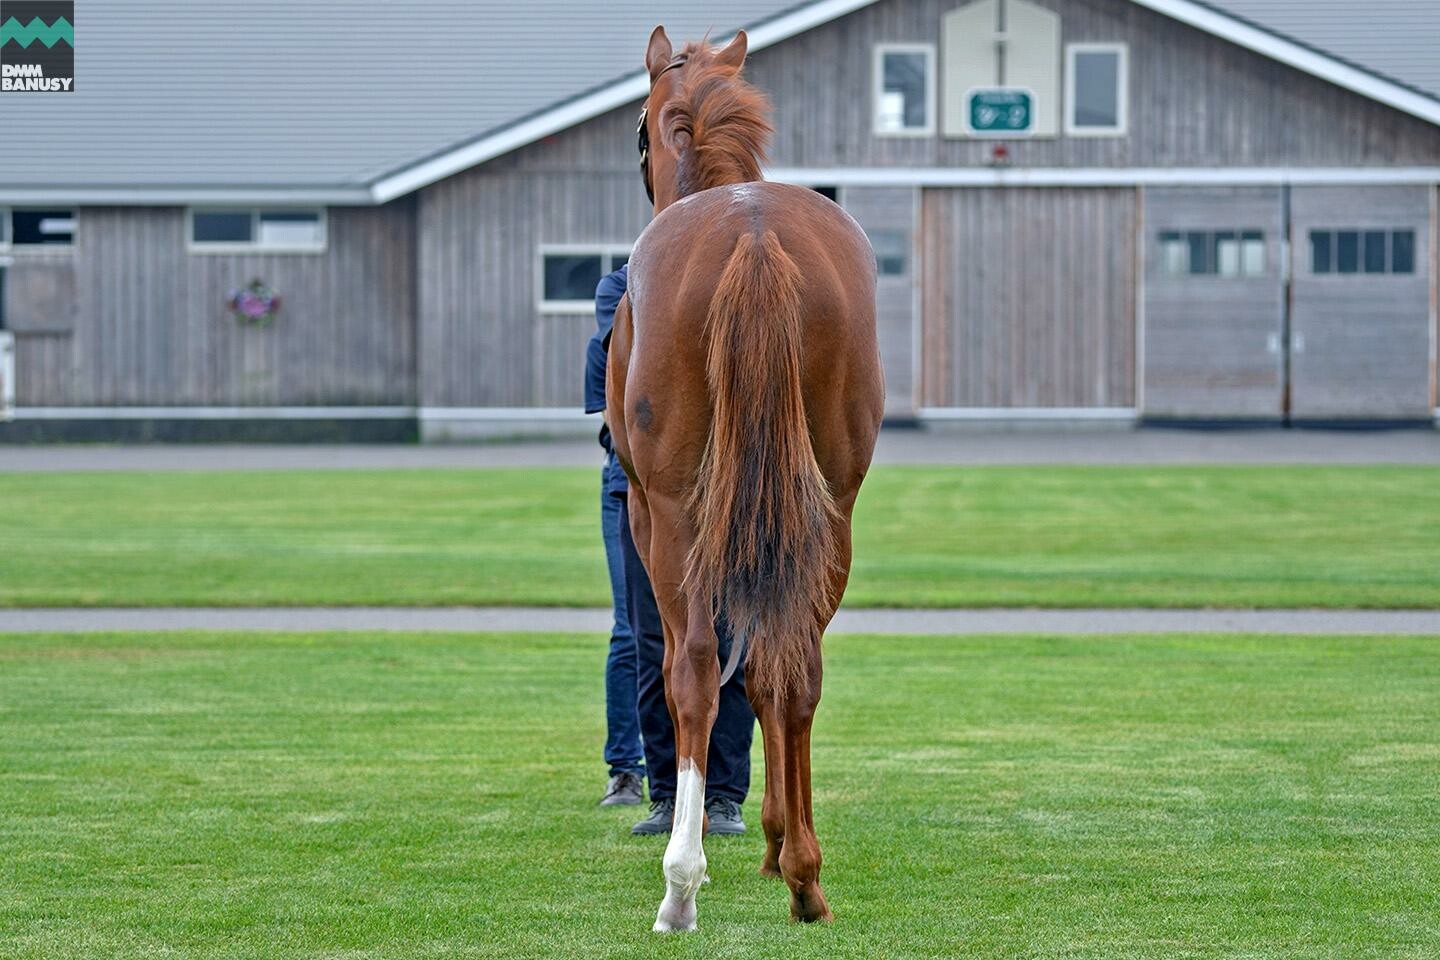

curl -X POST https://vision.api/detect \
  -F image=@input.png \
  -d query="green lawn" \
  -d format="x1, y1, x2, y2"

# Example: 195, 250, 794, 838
2, 631, 1437, 958
2, 466, 1438, 608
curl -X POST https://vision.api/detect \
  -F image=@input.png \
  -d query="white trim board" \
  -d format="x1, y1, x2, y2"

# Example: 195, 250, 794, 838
0, 188, 373, 206
918, 407, 1139, 421
767, 166, 1440, 187
417, 407, 592, 423
12, 406, 415, 420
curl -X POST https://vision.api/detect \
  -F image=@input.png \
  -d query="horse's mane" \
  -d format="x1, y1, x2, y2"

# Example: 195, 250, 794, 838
659, 41, 772, 197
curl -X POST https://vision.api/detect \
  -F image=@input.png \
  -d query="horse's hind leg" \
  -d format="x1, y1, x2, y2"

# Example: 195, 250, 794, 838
775, 649, 832, 923
749, 694, 786, 877
644, 492, 719, 933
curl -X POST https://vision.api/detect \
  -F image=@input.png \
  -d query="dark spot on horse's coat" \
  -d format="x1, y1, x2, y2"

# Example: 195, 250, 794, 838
636, 397, 655, 432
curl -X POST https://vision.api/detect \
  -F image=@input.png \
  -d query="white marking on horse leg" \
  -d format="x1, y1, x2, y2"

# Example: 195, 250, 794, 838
653, 759, 706, 933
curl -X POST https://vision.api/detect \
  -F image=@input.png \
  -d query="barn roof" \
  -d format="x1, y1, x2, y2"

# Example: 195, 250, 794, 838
1, 0, 1437, 203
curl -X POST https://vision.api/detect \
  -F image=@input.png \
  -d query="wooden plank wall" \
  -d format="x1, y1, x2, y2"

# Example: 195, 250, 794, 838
840, 186, 917, 415
417, 125, 652, 408
1141, 187, 1285, 419
1289, 185, 1433, 419
745, 0, 1440, 168
921, 186, 1136, 407
7, 203, 416, 407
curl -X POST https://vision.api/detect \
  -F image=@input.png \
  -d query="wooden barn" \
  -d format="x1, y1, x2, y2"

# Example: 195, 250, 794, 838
1, 0, 1437, 440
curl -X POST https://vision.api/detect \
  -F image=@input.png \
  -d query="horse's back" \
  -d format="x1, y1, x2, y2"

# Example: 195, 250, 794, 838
627, 181, 883, 494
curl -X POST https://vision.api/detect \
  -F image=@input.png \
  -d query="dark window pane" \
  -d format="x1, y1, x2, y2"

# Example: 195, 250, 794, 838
1391, 230, 1416, 274
1310, 231, 1332, 273
1187, 231, 1211, 275
12, 209, 74, 245
1363, 231, 1387, 274
610, 253, 629, 271
543, 254, 604, 302
880, 51, 928, 130
193, 211, 252, 243
1073, 50, 1120, 128
0, 267, 7, 330
870, 230, 908, 276
812, 186, 839, 202
1335, 231, 1359, 274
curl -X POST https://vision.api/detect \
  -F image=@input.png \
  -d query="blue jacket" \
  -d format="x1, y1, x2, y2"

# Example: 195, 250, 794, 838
585, 264, 628, 461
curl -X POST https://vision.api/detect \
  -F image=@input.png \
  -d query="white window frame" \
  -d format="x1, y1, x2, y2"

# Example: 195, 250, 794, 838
536, 244, 631, 313
187, 207, 328, 254
1065, 43, 1128, 138
0, 206, 77, 251
872, 43, 937, 138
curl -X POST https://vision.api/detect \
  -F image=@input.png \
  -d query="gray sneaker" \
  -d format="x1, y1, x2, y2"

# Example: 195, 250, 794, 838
631, 798, 675, 835
705, 797, 746, 835
600, 771, 644, 807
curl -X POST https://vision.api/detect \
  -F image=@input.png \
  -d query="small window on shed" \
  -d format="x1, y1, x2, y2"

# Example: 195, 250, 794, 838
812, 186, 839, 202
1310, 229, 1416, 275
190, 208, 326, 251
874, 45, 935, 136
869, 231, 908, 276
11, 209, 75, 246
539, 247, 630, 311
1066, 44, 1127, 136
1158, 230, 1265, 278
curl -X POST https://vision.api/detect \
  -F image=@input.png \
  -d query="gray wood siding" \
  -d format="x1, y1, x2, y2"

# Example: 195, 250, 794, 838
480, 0, 1440, 177
841, 186, 916, 415
1289, 186, 1433, 419
10, 204, 415, 407
744, 0, 1440, 168
1141, 187, 1285, 419
418, 163, 651, 408
920, 186, 1136, 407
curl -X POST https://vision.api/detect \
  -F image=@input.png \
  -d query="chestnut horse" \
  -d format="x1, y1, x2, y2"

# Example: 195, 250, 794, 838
607, 26, 883, 931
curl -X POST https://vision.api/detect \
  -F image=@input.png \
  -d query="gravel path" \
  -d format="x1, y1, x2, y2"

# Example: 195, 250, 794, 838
2, 606, 1436, 635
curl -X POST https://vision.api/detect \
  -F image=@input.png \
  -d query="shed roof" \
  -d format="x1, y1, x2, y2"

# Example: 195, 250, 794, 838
1, 0, 1436, 201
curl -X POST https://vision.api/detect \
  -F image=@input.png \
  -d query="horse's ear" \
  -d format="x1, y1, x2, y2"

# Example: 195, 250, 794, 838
714, 30, 748, 72
646, 25, 673, 78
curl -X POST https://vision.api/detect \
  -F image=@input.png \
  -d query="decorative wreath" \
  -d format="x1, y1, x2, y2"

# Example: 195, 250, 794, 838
227, 278, 282, 327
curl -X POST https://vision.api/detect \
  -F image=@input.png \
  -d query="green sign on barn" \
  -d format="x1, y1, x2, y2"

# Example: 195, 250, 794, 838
967, 88, 1034, 134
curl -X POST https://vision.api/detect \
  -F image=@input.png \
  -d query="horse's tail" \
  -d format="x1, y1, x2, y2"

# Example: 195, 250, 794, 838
687, 229, 842, 700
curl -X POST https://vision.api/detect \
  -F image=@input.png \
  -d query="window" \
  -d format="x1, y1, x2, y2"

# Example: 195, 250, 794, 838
1065, 44, 1127, 137
1158, 231, 1265, 278
539, 246, 630, 311
189, 208, 326, 252
873, 44, 935, 136
2, 208, 75, 247
1310, 230, 1416, 275
812, 186, 839, 203
869, 230, 908, 276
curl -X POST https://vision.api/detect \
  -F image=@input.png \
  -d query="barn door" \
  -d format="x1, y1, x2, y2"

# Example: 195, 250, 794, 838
1288, 187, 1433, 421
919, 187, 1136, 409
1141, 187, 1285, 420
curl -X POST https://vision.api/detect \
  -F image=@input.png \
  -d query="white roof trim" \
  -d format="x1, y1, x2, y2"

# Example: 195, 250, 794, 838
368, 0, 883, 203
1129, 0, 1440, 127
0, 187, 373, 206
368, 0, 1440, 203
769, 166, 1440, 187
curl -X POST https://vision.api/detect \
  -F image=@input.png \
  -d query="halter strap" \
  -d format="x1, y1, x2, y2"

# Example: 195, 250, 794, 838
638, 55, 689, 204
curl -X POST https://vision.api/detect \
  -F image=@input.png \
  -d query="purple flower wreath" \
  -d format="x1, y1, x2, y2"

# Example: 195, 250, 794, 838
227, 278, 282, 327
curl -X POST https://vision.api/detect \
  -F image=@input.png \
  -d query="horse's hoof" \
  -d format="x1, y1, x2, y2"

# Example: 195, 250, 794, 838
790, 887, 833, 924
654, 895, 697, 933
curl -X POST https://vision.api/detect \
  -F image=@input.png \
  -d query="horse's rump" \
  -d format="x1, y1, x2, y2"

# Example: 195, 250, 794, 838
684, 225, 843, 700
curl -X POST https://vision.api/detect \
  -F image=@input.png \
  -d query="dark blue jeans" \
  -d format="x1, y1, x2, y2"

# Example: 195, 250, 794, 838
600, 453, 644, 777
618, 491, 754, 804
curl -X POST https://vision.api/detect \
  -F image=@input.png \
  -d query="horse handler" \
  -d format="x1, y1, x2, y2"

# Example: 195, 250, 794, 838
586, 263, 755, 836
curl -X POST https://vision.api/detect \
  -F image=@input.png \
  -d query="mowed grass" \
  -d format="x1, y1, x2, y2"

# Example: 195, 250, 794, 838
2, 466, 1439, 608
2, 631, 1438, 959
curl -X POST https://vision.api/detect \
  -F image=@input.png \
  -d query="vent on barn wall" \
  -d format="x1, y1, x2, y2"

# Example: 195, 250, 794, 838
942, 0, 1060, 138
